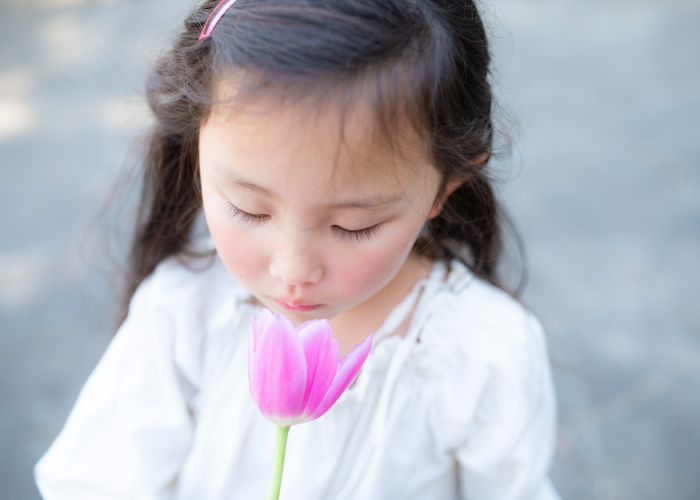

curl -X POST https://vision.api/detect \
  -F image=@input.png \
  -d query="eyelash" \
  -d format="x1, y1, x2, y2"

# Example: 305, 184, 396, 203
333, 223, 382, 242
227, 203, 270, 224
227, 202, 381, 241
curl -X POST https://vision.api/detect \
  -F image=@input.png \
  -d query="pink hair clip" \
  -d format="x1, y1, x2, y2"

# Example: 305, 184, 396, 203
199, 0, 239, 40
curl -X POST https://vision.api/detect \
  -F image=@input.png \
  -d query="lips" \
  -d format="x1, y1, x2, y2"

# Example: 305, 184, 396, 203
273, 298, 324, 313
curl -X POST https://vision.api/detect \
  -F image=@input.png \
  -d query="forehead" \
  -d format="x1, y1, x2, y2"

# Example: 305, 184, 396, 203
200, 79, 434, 203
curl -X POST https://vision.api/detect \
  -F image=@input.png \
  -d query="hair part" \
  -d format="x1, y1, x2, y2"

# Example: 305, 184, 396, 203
123, 0, 516, 321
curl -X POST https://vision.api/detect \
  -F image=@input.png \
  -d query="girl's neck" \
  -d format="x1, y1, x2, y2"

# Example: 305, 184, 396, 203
329, 253, 434, 358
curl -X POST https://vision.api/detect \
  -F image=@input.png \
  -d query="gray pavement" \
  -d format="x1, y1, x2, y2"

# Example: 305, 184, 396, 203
1, 0, 698, 499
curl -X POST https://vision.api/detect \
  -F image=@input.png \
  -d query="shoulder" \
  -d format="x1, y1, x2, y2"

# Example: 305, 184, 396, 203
131, 251, 248, 319
424, 260, 549, 376
121, 251, 250, 391
420, 261, 555, 448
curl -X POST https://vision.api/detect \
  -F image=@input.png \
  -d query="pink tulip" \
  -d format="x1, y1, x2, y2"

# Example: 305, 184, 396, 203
248, 308, 374, 427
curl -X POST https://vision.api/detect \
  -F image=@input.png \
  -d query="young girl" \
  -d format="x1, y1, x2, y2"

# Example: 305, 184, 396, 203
35, 0, 559, 498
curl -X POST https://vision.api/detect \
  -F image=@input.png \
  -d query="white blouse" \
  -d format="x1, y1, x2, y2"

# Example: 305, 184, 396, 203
35, 255, 560, 500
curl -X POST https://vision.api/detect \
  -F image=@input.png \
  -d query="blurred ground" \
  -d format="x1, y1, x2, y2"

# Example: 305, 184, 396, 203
1, 0, 698, 499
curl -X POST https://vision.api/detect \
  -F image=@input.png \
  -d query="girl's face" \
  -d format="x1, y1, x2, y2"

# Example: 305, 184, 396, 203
199, 83, 443, 325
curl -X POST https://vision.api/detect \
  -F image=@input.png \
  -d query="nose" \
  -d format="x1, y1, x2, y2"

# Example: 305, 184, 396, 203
269, 245, 324, 286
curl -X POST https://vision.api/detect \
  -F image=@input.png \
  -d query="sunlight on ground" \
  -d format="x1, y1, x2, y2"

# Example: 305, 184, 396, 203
39, 14, 94, 66
9, 0, 117, 7
0, 247, 53, 310
99, 98, 153, 131
0, 69, 37, 140
0, 99, 35, 140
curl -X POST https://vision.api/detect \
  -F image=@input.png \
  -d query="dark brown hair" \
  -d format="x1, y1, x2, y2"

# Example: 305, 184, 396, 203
124, 0, 514, 318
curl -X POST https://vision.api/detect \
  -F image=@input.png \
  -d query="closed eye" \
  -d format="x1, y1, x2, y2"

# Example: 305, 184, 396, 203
227, 202, 270, 223
333, 223, 382, 242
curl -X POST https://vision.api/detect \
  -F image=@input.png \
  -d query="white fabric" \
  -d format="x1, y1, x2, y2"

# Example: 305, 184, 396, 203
35, 255, 560, 500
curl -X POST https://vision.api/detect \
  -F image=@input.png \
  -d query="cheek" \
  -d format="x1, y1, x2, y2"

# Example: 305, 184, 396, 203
202, 195, 268, 284
215, 230, 266, 284
327, 228, 417, 297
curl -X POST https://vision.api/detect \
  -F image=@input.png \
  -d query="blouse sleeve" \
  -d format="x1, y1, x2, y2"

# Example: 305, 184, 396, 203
435, 294, 559, 500
34, 268, 201, 500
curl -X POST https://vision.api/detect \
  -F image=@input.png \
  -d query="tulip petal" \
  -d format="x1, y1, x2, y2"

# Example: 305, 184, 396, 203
297, 319, 338, 417
309, 332, 374, 420
252, 312, 308, 425
247, 319, 256, 396
257, 308, 274, 331
247, 309, 273, 396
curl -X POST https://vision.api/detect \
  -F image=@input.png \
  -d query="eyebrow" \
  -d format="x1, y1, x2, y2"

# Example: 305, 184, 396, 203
329, 194, 405, 209
213, 163, 277, 198
212, 163, 404, 209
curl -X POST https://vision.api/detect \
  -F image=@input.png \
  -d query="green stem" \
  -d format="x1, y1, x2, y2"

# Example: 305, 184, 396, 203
268, 426, 290, 500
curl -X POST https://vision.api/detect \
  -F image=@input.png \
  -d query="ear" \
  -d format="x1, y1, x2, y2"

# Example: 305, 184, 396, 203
428, 153, 489, 219
428, 177, 463, 219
